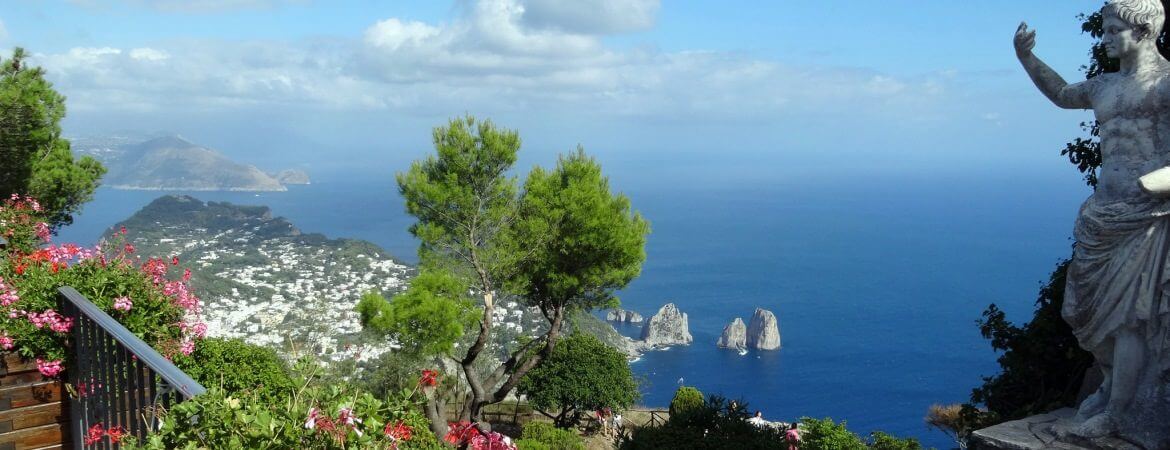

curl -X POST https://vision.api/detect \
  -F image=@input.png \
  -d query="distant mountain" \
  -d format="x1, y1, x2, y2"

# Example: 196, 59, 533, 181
73, 134, 307, 191
271, 169, 311, 185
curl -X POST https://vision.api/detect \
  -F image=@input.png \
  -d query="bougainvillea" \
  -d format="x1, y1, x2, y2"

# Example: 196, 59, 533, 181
0, 194, 204, 377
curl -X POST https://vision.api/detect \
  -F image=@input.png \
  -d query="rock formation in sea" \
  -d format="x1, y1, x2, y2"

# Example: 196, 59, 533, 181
746, 308, 781, 350
640, 303, 692, 346
606, 308, 644, 323
717, 317, 747, 349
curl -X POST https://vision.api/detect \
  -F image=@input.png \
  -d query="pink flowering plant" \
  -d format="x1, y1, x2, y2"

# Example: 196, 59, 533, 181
0, 194, 204, 377
123, 361, 445, 449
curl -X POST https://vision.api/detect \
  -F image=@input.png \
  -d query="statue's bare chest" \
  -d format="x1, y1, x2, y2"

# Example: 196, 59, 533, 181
1091, 72, 1170, 126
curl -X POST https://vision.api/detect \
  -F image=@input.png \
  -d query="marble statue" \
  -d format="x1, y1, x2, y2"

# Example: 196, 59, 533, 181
1015, 1, 1170, 447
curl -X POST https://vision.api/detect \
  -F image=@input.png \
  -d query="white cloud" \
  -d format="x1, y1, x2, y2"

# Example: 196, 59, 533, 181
519, 0, 659, 34
33, 0, 959, 126
129, 48, 170, 61
364, 19, 441, 52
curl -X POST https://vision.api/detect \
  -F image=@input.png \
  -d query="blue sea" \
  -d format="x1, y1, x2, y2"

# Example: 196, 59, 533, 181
56, 166, 1090, 449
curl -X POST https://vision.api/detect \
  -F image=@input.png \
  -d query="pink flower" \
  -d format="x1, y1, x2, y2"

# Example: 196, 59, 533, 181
0, 333, 13, 350
27, 310, 73, 333
113, 296, 132, 312
471, 431, 516, 450
191, 322, 208, 338
34, 222, 50, 243
180, 340, 195, 356
337, 407, 363, 437
305, 407, 321, 429
0, 278, 19, 307
36, 359, 63, 377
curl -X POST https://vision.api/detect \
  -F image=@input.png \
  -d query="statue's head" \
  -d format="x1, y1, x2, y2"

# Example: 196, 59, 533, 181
1104, 0, 1164, 41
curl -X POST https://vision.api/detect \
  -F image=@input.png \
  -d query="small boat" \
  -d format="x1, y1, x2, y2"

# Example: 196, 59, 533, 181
737, 348, 748, 356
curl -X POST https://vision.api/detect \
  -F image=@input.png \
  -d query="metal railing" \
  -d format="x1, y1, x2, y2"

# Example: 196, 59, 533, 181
58, 286, 206, 449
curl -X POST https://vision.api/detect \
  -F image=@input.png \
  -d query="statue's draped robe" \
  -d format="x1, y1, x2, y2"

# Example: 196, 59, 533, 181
1064, 195, 1170, 365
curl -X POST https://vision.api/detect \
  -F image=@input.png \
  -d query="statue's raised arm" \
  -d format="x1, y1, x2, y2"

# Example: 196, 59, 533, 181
1014, 22, 1093, 109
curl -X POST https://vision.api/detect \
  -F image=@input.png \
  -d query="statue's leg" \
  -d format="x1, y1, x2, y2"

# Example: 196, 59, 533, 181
1074, 328, 1142, 437
1106, 328, 1142, 415
1075, 364, 1111, 421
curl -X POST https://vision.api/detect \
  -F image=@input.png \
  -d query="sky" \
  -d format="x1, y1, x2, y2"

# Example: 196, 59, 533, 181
0, 0, 1111, 185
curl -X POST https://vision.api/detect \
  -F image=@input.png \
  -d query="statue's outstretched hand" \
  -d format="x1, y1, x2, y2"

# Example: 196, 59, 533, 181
1015, 22, 1036, 59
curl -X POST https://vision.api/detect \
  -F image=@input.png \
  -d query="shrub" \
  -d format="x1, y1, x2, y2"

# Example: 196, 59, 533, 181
516, 421, 584, 450
517, 332, 639, 428
123, 362, 445, 450
0, 195, 202, 377
799, 417, 866, 450
868, 431, 922, 450
623, 395, 784, 449
925, 403, 979, 449
355, 347, 428, 399
668, 386, 705, 422
177, 337, 295, 405
516, 440, 552, 450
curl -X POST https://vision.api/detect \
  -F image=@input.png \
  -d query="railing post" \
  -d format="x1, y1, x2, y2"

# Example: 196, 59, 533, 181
58, 286, 205, 449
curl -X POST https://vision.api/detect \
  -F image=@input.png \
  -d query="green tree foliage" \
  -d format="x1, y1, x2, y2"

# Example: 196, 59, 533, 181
967, 260, 1093, 423
367, 116, 650, 432
356, 272, 478, 356
515, 422, 585, 450
513, 147, 650, 313
176, 338, 296, 405
0, 48, 105, 230
517, 333, 639, 428
668, 386, 705, 421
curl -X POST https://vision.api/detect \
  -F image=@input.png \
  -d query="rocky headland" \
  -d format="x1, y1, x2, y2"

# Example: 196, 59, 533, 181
272, 169, 311, 185
112, 195, 556, 366
73, 134, 308, 191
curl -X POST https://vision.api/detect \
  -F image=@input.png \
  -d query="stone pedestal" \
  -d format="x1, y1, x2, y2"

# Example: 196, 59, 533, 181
969, 409, 1144, 450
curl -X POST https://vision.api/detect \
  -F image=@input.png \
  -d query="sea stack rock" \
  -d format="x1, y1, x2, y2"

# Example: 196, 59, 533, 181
640, 303, 692, 346
606, 308, 644, 323
746, 308, 781, 350
717, 318, 747, 350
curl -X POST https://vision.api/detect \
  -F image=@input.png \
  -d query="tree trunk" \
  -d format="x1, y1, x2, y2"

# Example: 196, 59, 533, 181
461, 290, 494, 423
422, 388, 448, 439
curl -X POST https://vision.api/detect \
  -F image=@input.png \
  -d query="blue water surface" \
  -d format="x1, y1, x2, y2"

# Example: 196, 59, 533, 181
56, 167, 1089, 449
